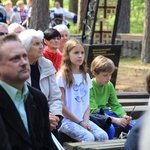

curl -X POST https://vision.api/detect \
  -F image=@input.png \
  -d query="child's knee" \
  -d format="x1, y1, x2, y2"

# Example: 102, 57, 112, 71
94, 130, 109, 141
98, 131, 109, 141
83, 133, 95, 142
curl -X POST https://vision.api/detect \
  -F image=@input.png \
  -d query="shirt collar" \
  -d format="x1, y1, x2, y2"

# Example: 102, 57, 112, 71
0, 80, 29, 102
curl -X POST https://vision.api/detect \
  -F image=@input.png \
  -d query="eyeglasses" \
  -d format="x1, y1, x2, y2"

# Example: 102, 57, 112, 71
0, 32, 8, 36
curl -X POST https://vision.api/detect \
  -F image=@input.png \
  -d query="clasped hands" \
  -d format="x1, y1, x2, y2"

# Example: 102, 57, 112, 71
49, 113, 60, 131
79, 121, 91, 132
115, 115, 132, 127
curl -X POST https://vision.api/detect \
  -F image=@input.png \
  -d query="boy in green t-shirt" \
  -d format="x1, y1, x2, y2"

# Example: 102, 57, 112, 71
90, 55, 135, 139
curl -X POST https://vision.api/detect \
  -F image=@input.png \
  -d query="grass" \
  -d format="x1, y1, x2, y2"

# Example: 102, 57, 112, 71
119, 57, 150, 67
119, 57, 141, 65
116, 57, 150, 92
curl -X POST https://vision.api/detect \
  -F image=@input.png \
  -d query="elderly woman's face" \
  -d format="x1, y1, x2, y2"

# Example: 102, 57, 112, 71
28, 37, 43, 61
60, 31, 69, 46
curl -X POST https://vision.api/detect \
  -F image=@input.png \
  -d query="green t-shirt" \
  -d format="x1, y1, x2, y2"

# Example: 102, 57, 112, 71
90, 78, 126, 117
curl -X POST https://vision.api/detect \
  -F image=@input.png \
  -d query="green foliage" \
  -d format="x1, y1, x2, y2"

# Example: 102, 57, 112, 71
106, 0, 145, 34
68, 20, 82, 34
130, 0, 145, 33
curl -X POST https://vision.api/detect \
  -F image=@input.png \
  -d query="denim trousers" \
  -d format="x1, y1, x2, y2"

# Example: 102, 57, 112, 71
58, 120, 108, 142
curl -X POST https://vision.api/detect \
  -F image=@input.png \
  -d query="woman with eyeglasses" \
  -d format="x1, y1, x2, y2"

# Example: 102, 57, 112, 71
43, 28, 62, 72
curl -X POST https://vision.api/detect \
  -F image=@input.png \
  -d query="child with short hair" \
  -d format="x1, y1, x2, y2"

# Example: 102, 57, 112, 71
90, 55, 135, 139
56, 39, 108, 142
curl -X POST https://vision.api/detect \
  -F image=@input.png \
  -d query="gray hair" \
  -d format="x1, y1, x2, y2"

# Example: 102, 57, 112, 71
18, 29, 44, 51
8, 23, 25, 34
53, 24, 69, 34
0, 22, 8, 29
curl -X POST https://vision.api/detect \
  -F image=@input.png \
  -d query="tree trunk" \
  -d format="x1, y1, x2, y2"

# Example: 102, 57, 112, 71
141, 0, 150, 63
29, 0, 49, 32
117, 0, 130, 33
77, 0, 87, 31
69, 0, 78, 14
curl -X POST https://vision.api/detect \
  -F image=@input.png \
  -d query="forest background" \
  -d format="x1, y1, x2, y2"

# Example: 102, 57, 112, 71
54, 0, 145, 34
50, 0, 149, 93
2, 0, 145, 34
2, 0, 148, 92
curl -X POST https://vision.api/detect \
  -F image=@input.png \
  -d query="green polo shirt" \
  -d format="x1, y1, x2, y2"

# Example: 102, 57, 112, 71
0, 81, 29, 133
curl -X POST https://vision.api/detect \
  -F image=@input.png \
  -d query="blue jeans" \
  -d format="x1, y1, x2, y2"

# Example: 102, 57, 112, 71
105, 124, 115, 140
58, 120, 108, 142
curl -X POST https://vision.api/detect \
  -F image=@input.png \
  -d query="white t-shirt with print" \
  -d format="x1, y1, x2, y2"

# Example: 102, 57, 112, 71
56, 73, 92, 123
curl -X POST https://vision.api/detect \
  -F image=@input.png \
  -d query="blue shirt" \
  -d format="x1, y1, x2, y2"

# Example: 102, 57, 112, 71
0, 81, 29, 133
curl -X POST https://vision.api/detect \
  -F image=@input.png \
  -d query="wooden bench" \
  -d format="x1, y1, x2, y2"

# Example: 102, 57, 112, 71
117, 92, 149, 119
64, 139, 126, 150
117, 92, 149, 99
118, 98, 148, 106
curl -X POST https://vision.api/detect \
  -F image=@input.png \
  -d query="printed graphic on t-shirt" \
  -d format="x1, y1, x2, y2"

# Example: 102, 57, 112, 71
73, 81, 87, 102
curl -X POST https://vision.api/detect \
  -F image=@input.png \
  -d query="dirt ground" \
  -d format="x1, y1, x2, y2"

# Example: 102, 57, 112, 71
115, 57, 150, 92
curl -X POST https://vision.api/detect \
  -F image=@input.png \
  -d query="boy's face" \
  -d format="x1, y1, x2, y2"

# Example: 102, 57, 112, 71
94, 71, 112, 86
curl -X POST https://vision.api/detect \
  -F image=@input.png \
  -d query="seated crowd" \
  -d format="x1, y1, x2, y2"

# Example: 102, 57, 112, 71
1, 0, 77, 29
0, 1, 149, 150
0, 21, 138, 148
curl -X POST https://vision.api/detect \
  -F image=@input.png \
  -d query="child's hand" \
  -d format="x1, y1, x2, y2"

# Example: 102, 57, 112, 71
81, 122, 91, 132
122, 115, 132, 125
86, 123, 91, 132
115, 118, 128, 127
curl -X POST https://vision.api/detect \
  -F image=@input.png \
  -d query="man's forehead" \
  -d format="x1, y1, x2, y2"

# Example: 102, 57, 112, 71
1, 40, 24, 51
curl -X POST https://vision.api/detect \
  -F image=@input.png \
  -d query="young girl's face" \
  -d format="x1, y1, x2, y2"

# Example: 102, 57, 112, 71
69, 45, 85, 67
94, 71, 112, 85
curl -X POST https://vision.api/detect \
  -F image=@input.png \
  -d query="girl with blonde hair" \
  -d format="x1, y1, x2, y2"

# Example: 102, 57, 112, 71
56, 38, 108, 142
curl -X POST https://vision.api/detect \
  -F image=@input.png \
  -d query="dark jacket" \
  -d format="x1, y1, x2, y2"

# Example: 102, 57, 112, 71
0, 115, 11, 150
0, 85, 57, 150
124, 116, 143, 150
